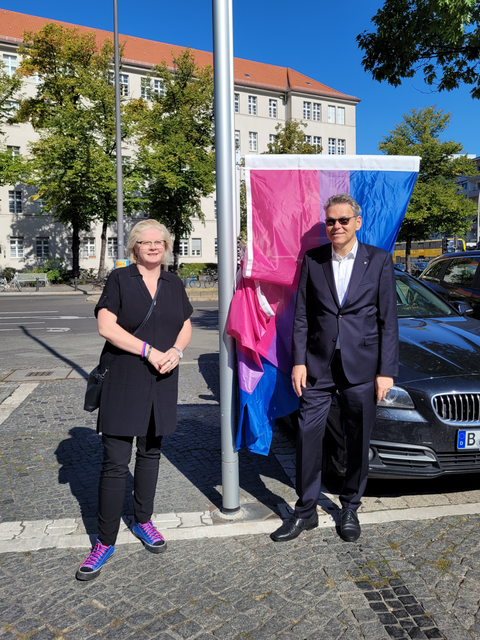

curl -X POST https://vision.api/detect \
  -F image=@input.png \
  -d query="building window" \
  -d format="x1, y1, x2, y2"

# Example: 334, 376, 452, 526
234, 93, 239, 113
10, 237, 23, 258
82, 238, 96, 258
109, 72, 129, 97
313, 136, 322, 150
5, 100, 19, 115
328, 138, 336, 155
249, 131, 258, 152
153, 79, 166, 97
119, 74, 129, 97
141, 77, 149, 99
7, 146, 20, 157
36, 237, 49, 258
337, 107, 345, 125
31, 72, 42, 83
179, 239, 189, 257
107, 238, 118, 258
191, 238, 202, 256
235, 130, 240, 150
337, 139, 346, 155
269, 134, 276, 144
248, 95, 257, 115
215, 238, 217, 256
269, 99, 277, 118
304, 135, 312, 144
214, 201, 217, 219
3, 54, 17, 77
313, 103, 321, 121
328, 106, 336, 123
303, 101, 311, 119
9, 190, 22, 213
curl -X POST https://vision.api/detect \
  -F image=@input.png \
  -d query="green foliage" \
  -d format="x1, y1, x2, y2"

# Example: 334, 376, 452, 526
357, 0, 480, 98
15, 23, 143, 277
178, 262, 206, 278
1, 267, 16, 281
127, 49, 215, 268
31, 258, 69, 283
379, 106, 476, 265
264, 121, 321, 155
0, 60, 23, 187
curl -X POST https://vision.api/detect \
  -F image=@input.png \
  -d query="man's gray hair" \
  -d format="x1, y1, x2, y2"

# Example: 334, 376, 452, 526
324, 193, 362, 217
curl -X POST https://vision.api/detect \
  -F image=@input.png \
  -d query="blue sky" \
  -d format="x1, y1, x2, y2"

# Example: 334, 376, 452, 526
2, 0, 478, 157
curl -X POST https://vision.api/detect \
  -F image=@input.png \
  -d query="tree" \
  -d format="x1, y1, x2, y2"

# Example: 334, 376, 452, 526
127, 49, 215, 271
265, 121, 321, 155
0, 60, 22, 188
357, 0, 480, 98
379, 106, 476, 270
16, 23, 143, 277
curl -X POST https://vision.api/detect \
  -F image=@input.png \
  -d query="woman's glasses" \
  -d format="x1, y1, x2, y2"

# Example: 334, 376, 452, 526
136, 240, 165, 248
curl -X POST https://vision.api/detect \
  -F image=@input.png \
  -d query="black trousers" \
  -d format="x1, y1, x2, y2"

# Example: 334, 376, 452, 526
295, 351, 376, 519
97, 413, 162, 546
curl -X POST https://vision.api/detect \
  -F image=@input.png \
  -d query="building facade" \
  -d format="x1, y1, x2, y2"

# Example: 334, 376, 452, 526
0, 9, 359, 273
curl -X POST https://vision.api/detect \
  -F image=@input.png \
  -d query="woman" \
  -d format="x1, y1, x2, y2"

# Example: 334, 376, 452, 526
77, 220, 192, 581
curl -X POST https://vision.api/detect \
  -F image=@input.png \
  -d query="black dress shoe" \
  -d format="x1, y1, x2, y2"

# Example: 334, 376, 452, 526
270, 513, 318, 542
340, 509, 361, 542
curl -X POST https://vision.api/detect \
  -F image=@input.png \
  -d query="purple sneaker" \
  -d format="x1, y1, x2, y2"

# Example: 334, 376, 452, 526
76, 539, 115, 581
132, 520, 167, 554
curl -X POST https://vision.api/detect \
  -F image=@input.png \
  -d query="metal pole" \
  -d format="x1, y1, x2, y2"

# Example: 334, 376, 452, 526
113, 0, 125, 261
212, 0, 240, 514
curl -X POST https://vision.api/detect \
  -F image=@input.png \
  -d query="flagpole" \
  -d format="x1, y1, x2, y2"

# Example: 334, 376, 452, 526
212, 0, 240, 514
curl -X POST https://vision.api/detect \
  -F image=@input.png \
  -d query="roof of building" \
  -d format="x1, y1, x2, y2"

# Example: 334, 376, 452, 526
0, 9, 360, 103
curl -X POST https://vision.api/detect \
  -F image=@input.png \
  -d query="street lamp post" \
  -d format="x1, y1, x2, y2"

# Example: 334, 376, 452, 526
113, 0, 125, 264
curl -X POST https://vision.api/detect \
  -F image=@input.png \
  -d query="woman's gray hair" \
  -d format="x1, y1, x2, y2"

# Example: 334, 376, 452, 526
126, 220, 173, 266
324, 193, 362, 217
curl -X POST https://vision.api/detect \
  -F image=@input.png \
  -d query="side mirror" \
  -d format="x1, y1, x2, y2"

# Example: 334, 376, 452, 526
450, 301, 474, 316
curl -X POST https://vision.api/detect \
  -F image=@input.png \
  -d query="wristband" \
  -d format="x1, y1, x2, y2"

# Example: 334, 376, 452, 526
172, 346, 183, 359
142, 342, 147, 358
146, 345, 153, 361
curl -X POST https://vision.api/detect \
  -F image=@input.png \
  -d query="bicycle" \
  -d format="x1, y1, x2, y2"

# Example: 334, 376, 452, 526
0, 274, 21, 292
202, 272, 218, 288
182, 274, 200, 288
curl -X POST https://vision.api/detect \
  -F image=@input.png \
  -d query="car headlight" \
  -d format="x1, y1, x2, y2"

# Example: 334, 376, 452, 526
378, 385, 415, 409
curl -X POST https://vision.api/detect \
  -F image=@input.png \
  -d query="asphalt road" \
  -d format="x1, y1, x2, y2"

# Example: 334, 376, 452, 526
0, 295, 219, 372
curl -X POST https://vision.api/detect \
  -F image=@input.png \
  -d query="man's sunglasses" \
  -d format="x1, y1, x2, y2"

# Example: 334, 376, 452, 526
325, 215, 358, 227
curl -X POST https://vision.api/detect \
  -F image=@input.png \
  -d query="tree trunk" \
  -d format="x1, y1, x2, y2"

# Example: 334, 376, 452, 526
71, 222, 81, 279
98, 219, 108, 278
172, 237, 180, 273
405, 237, 412, 273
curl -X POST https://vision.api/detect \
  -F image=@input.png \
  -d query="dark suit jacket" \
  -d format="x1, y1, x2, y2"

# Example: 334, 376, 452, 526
292, 241, 399, 384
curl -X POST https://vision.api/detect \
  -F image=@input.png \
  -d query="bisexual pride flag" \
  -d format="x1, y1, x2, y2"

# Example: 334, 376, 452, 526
227, 155, 420, 455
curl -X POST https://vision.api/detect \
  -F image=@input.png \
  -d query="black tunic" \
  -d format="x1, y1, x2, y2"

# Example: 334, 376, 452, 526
94, 264, 193, 437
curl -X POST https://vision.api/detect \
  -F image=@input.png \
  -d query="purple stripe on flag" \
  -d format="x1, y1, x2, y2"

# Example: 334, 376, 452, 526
318, 171, 351, 234
237, 348, 264, 394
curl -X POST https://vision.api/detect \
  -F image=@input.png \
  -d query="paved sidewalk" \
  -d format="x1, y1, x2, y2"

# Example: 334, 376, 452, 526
1, 341, 480, 637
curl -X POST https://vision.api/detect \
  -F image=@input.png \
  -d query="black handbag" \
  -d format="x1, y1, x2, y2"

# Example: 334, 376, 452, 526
84, 279, 163, 412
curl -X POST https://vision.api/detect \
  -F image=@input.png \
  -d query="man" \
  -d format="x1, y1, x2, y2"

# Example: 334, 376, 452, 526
271, 193, 399, 543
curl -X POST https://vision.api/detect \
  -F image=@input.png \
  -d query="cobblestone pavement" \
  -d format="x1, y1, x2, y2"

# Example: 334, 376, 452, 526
1, 300, 480, 639
0, 515, 479, 639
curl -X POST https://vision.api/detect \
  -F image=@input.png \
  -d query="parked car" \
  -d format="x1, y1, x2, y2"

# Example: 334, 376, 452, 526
419, 251, 480, 319
411, 261, 429, 277
394, 263, 406, 271
321, 270, 480, 479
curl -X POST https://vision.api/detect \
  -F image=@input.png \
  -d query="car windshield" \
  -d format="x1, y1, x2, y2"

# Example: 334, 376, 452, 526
395, 273, 457, 318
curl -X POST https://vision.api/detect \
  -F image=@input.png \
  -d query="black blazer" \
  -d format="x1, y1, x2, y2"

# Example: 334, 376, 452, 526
292, 241, 399, 384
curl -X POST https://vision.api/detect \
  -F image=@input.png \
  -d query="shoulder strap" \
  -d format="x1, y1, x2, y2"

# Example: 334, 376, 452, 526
101, 277, 163, 373
132, 277, 162, 336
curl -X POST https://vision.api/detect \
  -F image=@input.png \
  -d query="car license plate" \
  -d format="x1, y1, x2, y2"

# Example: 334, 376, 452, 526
457, 430, 480, 450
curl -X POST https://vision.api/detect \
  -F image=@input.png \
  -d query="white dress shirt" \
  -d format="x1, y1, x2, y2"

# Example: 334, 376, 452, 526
332, 240, 358, 349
